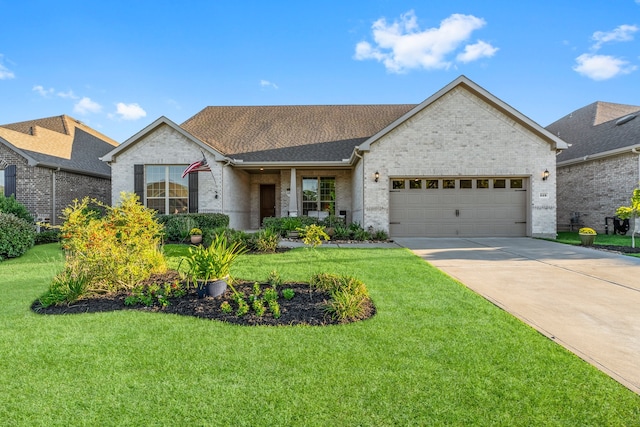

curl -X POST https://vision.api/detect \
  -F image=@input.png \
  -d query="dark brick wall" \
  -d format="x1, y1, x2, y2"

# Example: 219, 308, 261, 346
557, 153, 639, 233
1, 144, 111, 225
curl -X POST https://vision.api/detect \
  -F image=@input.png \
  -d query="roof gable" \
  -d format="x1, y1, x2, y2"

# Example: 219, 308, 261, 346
101, 116, 226, 163
0, 115, 118, 177
359, 75, 568, 152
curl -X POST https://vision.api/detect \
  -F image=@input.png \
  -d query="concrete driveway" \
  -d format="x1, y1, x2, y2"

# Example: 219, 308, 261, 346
394, 237, 640, 394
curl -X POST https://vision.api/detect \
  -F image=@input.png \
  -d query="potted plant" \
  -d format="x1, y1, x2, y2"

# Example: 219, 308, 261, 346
189, 227, 203, 244
578, 227, 597, 246
184, 234, 247, 297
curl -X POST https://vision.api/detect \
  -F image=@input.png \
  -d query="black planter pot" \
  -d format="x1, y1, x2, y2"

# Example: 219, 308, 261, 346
196, 279, 228, 298
206, 280, 228, 297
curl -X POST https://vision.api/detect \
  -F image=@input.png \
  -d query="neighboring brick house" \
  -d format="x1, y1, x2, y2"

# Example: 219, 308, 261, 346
547, 102, 640, 233
102, 76, 567, 238
0, 115, 118, 225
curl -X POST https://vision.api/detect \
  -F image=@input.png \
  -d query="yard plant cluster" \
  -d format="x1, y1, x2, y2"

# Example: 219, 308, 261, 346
35, 193, 373, 324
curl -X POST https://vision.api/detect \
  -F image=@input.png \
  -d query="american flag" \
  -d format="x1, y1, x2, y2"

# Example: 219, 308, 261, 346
181, 156, 211, 178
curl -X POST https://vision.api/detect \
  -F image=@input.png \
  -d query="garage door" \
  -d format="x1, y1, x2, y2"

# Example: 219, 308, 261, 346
389, 178, 527, 237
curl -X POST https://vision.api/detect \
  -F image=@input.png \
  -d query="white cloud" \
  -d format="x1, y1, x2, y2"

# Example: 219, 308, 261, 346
456, 40, 499, 63
0, 55, 15, 80
73, 97, 102, 115
592, 24, 639, 50
57, 90, 78, 99
260, 80, 278, 89
33, 85, 55, 97
354, 10, 497, 73
114, 102, 146, 120
573, 53, 637, 80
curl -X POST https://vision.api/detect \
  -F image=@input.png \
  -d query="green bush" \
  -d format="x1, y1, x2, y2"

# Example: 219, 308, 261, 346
255, 228, 280, 253
59, 193, 166, 292
163, 215, 197, 242
38, 269, 89, 308
0, 212, 36, 260
35, 229, 61, 245
310, 273, 370, 322
157, 213, 229, 238
0, 194, 34, 223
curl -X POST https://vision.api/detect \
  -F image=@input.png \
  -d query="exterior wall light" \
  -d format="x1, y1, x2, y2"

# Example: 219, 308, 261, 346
374, 171, 380, 182
542, 169, 550, 181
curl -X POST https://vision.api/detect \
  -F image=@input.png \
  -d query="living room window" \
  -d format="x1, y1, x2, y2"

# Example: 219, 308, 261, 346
145, 165, 189, 214
302, 177, 335, 215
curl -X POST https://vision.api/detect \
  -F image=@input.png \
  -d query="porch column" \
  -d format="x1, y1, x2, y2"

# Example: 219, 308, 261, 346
289, 168, 298, 217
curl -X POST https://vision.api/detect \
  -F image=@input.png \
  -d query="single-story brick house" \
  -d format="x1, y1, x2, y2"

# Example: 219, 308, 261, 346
0, 115, 118, 225
102, 75, 567, 238
546, 102, 640, 233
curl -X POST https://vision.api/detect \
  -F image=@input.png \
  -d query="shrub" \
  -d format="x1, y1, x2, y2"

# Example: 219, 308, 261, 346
0, 194, 34, 223
310, 273, 370, 322
60, 193, 166, 292
35, 229, 61, 245
298, 224, 330, 248
164, 215, 198, 242
0, 212, 36, 260
255, 228, 280, 253
184, 234, 247, 291
39, 269, 89, 307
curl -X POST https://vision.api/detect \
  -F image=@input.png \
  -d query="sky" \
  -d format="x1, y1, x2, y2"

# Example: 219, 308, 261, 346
1, 0, 639, 143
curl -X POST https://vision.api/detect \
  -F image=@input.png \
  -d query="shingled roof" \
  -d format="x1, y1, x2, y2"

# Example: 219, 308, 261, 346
180, 105, 416, 162
0, 115, 118, 177
547, 102, 640, 163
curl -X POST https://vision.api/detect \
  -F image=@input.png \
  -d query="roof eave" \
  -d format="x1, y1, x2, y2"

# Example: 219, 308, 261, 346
231, 159, 352, 170
557, 144, 640, 167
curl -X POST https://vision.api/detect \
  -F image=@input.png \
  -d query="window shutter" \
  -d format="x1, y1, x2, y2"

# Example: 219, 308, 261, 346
4, 165, 16, 197
189, 172, 198, 213
134, 164, 144, 203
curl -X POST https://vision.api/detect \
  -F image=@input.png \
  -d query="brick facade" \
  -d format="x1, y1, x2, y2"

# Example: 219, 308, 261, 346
360, 86, 559, 238
1, 143, 110, 225
557, 153, 640, 233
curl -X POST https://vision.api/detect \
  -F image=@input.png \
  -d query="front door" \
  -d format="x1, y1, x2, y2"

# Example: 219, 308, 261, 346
260, 184, 276, 226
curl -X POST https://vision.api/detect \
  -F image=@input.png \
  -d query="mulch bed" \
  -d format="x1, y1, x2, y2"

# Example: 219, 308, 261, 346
31, 271, 376, 326
589, 244, 640, 254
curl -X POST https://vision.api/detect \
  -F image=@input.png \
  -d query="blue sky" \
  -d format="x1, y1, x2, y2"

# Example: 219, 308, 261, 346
1, 0, 639, 143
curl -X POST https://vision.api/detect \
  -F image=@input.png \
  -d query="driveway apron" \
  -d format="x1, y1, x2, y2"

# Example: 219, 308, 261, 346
394, 237, 640, 394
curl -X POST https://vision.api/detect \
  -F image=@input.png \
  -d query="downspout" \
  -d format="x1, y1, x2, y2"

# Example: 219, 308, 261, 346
632, 148, 640, 241
354, 148, 364, 226
51, 167, 60, 226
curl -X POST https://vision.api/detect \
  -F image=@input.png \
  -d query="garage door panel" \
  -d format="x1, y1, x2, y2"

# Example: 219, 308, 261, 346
389, 178, 528, 237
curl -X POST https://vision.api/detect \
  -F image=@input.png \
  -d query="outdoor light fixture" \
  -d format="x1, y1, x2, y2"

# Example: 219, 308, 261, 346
374, 171, 380, 182
542, 169, 550, 181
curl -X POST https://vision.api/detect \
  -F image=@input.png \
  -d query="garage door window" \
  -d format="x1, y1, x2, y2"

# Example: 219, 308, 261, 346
494, 179, 506, 189
510, 179, 523, 189
460, 179, 472, 189
443, 179, 456, 189
409, 179, 422, 189
426, 179, 438, 189
392, 179, 405, 189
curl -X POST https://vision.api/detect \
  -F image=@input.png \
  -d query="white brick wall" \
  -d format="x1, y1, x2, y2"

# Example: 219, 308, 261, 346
109, 123, 228, 217
361, 87, 558, 238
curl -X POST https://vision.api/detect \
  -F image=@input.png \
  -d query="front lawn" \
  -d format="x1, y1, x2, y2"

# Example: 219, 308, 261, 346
556, 231, 640, 257
1, 244, 639, 425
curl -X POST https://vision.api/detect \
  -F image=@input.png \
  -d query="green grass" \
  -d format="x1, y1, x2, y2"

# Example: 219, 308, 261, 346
556, 231, 640, 257
1, 244, 639, 425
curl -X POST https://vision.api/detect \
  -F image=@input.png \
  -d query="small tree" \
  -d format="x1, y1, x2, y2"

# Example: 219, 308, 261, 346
616, 187, 640, 248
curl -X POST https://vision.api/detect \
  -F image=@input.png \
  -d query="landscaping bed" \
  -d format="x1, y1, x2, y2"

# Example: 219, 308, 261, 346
31, 270, 376, 326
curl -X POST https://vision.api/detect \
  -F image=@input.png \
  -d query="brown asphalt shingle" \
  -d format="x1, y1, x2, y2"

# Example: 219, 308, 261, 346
180, 105, 416, 161
547, 102, 640, 163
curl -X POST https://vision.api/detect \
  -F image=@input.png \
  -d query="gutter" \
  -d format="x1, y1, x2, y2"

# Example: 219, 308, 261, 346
229, 159, 352, 169
557, 145, 640, 167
